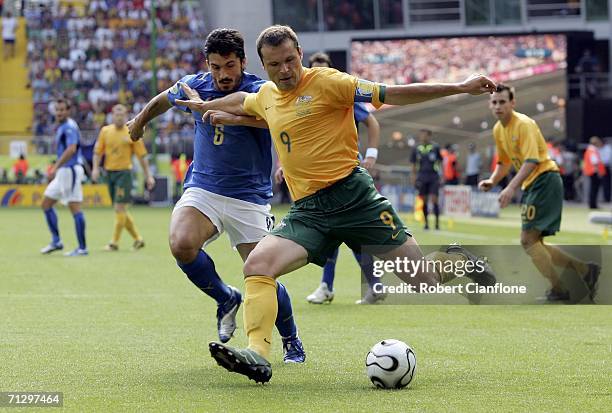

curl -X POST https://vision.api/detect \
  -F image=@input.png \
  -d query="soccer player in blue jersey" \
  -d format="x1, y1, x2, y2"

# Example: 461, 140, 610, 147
297, 52, 385, 305
127, 28, 305, 363
40, 98, 88, 257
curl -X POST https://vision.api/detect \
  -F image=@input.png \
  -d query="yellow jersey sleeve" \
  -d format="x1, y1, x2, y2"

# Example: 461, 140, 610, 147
133, 139, 147, 158
318, 68, 385, 109
518, 123, 540, 163
94, 127, 106, 156
243, 91, 266, 120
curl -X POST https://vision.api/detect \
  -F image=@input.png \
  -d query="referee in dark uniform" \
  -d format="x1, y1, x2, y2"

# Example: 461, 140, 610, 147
411, 129, 443, 230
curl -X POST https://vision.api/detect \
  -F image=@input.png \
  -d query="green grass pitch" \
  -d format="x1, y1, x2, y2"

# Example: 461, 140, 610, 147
1, 206, 610, 411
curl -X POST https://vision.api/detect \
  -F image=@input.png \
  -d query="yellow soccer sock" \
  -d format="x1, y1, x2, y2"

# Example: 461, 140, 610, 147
244, 276, 278, 359
112, 211, 127, 244
124, 212, 142, 241
525, 242, 563, 290
543, 244, 589, 277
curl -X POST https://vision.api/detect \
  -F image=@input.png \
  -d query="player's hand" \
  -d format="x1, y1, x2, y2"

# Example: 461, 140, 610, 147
127, 118, 145, 142
498, 186, 515, 208
478, 179, 494, 192
48, 166, 56, 181
274, 167, 284, 184
460, 74, 497, 95
145, 175, 155, 191
175, 83, 207, 113
91, 167, 100, 183
362, 156, 376, 171
203, 110, 237, 126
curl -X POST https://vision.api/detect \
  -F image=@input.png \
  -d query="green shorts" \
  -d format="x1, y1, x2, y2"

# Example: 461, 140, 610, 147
520, 171, 563, 237
107, 170, 133, 204
271, 167, 411, 266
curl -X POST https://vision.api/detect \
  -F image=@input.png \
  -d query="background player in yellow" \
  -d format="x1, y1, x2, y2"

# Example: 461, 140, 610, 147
92, 104, 155, 251
176, 25, 497, 384
479, 84, 599, 302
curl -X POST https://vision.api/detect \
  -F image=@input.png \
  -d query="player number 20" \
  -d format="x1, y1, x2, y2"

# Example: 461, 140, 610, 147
214, 125, 224, 145
521, 204, 536, 221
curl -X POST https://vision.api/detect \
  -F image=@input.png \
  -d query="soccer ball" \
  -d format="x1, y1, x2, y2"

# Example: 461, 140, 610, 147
365, 339, 416, 389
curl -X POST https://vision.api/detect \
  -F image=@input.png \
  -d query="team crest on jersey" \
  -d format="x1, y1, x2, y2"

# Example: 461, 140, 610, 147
295, 95, 313, 117
169, 83, 180, 94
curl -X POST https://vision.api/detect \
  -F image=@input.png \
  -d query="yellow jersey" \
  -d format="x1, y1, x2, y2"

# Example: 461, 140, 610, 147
94, 124, 147, 171
243, 67, 384, 201
493, 111, 558, 190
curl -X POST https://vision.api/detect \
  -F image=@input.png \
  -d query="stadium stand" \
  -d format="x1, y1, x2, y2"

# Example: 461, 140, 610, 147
0, 16, 31, 135
25, 0, 205, 155
350, 35, 567, 85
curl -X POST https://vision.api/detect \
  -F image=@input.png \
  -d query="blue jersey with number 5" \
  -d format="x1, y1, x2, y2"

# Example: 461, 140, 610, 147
167, 72, 272, 205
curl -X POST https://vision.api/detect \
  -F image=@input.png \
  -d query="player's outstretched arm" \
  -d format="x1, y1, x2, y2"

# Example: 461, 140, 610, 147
176, 83, 249, 116
127, 91, 173, 141
385, 74, 496, 105
205, 110, 268, 129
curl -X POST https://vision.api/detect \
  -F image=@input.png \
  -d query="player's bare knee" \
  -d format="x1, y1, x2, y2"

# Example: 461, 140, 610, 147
243, 250, 276, 277
520, 232, 540, 251
169, 232, 199, 263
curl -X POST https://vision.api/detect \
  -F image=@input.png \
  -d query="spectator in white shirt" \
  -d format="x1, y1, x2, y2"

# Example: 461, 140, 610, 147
3, 11, 18, 60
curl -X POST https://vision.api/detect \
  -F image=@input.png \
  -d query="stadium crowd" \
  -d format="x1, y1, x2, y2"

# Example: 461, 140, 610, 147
351, 35, 567, 85
26, 0, 204, 154
10, 3, 609, 209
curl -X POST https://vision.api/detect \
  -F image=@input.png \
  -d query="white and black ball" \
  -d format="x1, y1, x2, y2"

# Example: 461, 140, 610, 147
365, 339, 416, 389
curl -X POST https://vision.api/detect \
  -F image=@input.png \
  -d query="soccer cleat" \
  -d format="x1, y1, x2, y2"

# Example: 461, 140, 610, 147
40, 242, 63, 254
444, 244, 497, 286
306, 282, 334, 304
583, 262, 601, 301
104, 243, 118, 251
282, 335, 306, 363
545, 288, 570, 302
209, 342, 272, 383
355, 287, 387, 305
64, 248, 89, 257
132, 239, 145, 250
217, 286, 242, 343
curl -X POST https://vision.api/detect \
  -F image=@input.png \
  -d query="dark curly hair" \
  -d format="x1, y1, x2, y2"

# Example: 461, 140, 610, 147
204, 28, 246, 60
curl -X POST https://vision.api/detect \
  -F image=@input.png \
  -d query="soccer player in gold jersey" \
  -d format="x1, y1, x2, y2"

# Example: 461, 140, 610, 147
479, 84, 599, 302
92, 104, 155, 251
176, 25, 497, 383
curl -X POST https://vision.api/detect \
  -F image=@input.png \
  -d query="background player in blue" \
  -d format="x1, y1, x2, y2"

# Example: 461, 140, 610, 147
126, 28, 305, 363
40, 98, 88, 257
296, 52, 384, 305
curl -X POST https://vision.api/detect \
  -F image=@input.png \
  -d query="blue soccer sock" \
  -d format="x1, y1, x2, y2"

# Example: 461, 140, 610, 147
275, 281, 297, 338
352, 251, 377, 288
177, 250, 232, 304
321, 247, 340, 291
43, 208, 61, 244
72, 211, 86, 249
